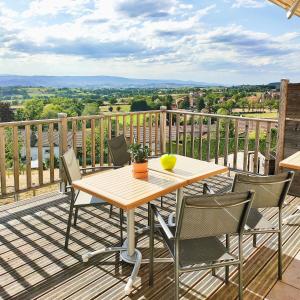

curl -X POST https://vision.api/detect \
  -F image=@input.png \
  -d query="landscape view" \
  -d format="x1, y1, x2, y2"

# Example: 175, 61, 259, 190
0, 0, 298, 206
0, 1, 299, 299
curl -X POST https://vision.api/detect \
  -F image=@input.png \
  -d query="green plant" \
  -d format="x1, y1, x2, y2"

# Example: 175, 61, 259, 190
128, 143, 150, 163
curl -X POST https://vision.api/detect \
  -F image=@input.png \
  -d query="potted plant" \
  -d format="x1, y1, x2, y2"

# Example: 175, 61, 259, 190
128, 143, 150, 179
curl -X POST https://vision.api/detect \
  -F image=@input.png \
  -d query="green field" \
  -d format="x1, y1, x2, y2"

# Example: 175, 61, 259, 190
240, 112, 278, 119
100, 104, 130, 112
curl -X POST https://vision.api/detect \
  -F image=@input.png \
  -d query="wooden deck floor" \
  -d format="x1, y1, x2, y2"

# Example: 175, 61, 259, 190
0, 175, 299, 300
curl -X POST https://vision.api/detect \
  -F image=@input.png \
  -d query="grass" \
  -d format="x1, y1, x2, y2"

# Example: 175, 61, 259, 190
100, 104, 131, 112
240, 112, 278, 119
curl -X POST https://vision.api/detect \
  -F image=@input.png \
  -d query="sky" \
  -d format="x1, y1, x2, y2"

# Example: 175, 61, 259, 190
0, 0, 300, 85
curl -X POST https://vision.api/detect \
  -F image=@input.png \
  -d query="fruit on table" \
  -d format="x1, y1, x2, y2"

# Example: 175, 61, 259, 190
160, 154, 177, 170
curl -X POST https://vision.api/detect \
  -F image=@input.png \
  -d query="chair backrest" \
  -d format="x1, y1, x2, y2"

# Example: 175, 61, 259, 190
232, 172, 294, 209
61, 148, 82, 185
107, 134, 131, 166
176, 191, 254, 240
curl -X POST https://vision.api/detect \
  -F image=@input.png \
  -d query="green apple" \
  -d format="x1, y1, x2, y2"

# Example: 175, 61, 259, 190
160, 154, 177, 170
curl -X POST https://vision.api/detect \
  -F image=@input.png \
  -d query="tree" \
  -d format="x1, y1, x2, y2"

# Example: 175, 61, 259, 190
265, 99, 276, 112
41, 104, 61, 119
109, 98, 117, 105
178, 96, 190, 109
0, 102, 14, 122
23, 99, 44, 120
237, 98, 248, 112
196, 97, 205, 112
130, 99, 150, 111
82, 103, 99, 116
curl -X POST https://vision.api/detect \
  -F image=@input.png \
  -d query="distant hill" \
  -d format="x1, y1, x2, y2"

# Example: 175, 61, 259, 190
0, 75, 220, 88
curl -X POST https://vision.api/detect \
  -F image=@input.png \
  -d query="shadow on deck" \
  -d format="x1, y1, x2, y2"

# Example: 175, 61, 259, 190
0, 175, 299, 300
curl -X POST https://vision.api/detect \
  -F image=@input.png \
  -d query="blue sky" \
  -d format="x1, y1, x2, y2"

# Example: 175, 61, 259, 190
0, 0, 299, 84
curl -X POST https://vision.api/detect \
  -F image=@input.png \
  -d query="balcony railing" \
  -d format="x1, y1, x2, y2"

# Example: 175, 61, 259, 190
0, 108, 278, 200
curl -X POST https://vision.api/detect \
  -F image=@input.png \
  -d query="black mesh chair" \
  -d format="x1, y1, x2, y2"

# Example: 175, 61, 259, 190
204, 171, 294, 280
61, 148, 124, 249
107, 134, 131, 167
149, 191, 255, 300
232, 172, 294, 279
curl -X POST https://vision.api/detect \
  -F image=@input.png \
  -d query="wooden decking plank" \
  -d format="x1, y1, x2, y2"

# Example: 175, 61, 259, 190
1, 203, 169, 298
243, 230, 300, 299
0, 181, 299, 300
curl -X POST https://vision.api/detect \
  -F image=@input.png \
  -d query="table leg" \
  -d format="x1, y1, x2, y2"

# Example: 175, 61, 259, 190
127, 209, 135, 256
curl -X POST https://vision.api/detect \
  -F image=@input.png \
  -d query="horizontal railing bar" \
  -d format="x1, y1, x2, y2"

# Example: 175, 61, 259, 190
167, 110, 278, 123
0, 180, 61, 199
0, 110, 162, 127
0, 119, 60, 127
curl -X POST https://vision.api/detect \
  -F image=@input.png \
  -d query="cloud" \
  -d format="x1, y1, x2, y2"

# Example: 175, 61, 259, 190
231, 0, 267, 8
114, 0, 192, 19
9, 37, 171, 59
206, 27, 292, 57
0, 0, 300, 83
23, 0, 92, 17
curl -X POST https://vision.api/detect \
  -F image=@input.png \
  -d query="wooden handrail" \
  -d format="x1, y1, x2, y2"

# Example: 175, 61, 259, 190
167, 110, 278, 123
0, 109, 283, 200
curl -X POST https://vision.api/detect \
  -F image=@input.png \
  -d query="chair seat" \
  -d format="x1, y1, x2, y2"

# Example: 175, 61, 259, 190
245, 208, 276, 231
74, 191, 107, 207
159, 227, 237, 268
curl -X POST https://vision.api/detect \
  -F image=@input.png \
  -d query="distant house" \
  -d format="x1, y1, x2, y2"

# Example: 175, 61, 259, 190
20, 131, 83, 167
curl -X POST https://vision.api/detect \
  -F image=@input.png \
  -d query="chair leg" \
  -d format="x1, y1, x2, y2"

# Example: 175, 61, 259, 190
175, 263, 179, 300
148, 202, 150, 226
160, 196, 163, 208
253, 234, 257, 247
278, 209, 283, 280
109, 205, 113, 218
238, 262, 243, 300
225, 234, 230, 283
73, 207, 79, 227
238, 235, 243, 300
119, 208, 124, 246
65, 196, 75, 249
149, 207, 154, 287
212, 268, 216, 276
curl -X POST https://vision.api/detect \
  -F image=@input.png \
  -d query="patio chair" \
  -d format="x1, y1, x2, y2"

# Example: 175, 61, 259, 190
232, 171, 294, 280
108, 134, 164, 207
61, 148, 124, 249
107, 134, 131, 167
149, 191, 255, 300
204, 171, 294, 280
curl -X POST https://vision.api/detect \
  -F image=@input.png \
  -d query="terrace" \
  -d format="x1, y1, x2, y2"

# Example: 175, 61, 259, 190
0, 80, 299, 299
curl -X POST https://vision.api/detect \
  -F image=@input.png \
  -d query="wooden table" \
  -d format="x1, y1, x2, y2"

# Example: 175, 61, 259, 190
279, 151, 300, 170
148, 155, 228, 184
73, 155, 228, 294
279, 152, 300, 224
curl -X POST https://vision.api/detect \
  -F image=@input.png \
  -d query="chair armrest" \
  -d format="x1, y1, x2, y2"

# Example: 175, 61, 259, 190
203, 183, 216, 195
80, 166, 122, 173
150, 204, 174, 240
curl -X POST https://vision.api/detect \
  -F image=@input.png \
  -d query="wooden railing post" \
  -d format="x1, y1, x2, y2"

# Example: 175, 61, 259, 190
160, 106, 167, 154
58, 113, 68, 191
275, 79, 289, 173
0, 127, 6, 195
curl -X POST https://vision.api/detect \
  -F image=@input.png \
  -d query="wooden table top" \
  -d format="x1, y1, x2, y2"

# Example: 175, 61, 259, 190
148, 155, 228, 184
72, 165, 186, 210
279, 151, 300, 171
